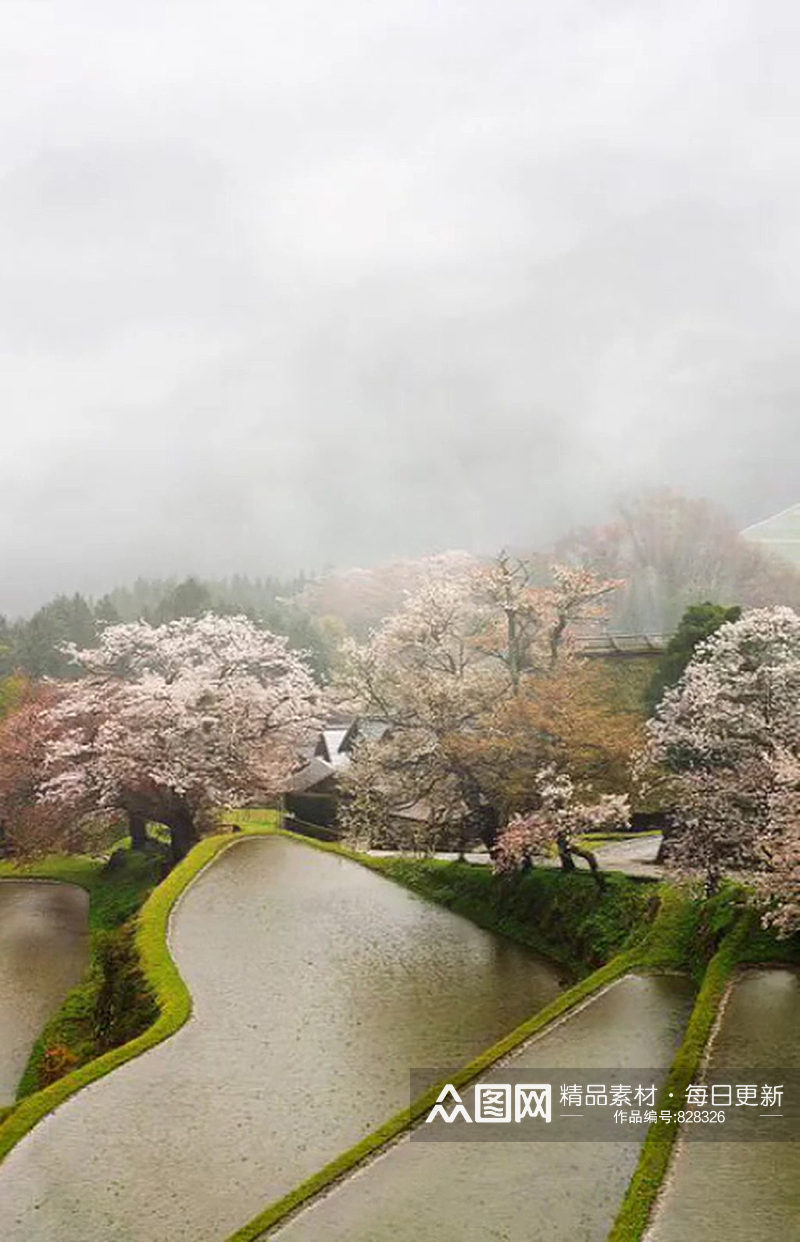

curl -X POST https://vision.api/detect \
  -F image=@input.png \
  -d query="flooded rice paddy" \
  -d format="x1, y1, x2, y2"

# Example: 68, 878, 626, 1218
0, 881, 89, 1106
0, 836, 565, 1241
272, 973, 696, 1242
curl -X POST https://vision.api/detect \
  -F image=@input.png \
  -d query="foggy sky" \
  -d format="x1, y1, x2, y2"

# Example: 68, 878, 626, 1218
2, 0, 799, 613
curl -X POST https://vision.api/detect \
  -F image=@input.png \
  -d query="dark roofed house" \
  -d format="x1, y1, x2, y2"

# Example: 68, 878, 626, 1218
290, 717, 492, 851
290, 754, 338, 795
292, 717, 392, 793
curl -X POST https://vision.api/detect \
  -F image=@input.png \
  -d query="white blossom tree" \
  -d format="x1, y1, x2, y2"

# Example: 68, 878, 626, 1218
640, 606, 800, 896
39, 615, 319, 861
756, 750, 800, 937
474, 553, 622, 687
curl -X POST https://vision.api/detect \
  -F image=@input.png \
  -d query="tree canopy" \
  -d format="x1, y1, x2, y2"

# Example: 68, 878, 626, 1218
338, 557, 629, 864
3, 614, 319, 861
641, 606, 800, 918
645, 600, 742, 713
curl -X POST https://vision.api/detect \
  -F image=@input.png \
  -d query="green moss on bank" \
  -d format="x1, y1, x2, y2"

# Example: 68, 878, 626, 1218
608, 918, 748, 1242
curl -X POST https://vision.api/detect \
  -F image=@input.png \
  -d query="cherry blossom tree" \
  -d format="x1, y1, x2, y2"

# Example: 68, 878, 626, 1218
338, 575, 503, 850
640, 606, 800, 895
558, 490, 800, 633
474, 553, 622, 687
39, 615, 319, 861
293, 551, 480, 636
493, 768, 629, 888
338, 556, 623, 852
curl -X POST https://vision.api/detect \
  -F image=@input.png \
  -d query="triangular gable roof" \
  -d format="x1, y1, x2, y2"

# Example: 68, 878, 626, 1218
322, 728, 349, 767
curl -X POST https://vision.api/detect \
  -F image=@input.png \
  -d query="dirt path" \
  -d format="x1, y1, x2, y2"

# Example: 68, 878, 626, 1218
369, 833, 665, 879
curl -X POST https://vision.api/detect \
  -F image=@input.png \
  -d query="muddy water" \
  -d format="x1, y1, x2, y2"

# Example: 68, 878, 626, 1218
0, 836, 564, 1242
272, 973, 695, 1242
646, 968, 800, 1242
0, 881, 89, 1106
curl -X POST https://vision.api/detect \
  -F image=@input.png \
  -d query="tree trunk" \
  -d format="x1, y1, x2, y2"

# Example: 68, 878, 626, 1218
557, 834, 604, 890
655, 816, 674, 864
568, 841, 605, 890
507, 609, 520, 693
556, 833, 577, 871
167, 808, 199, 865
128, 811, 149, 851
471, 801, 500, 853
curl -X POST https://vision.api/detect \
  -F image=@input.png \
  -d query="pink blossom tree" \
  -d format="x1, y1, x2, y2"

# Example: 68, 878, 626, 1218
0, 685, 101, 858
493, 768, 629, 888
39, 615, 319, 861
